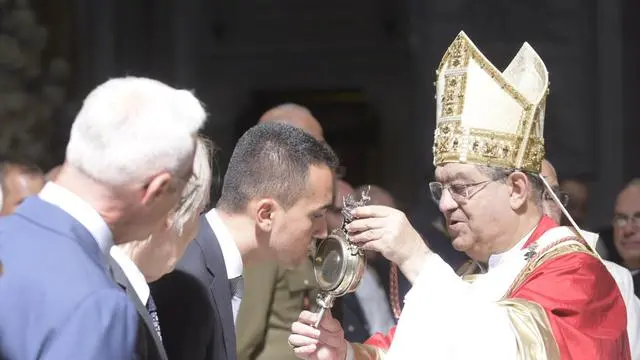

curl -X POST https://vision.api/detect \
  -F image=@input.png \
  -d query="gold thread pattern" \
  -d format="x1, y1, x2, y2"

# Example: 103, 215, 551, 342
440, 74, 467, 118
433, 120, 545, 173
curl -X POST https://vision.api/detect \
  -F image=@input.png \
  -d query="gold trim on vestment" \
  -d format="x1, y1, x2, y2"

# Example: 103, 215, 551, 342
351, 343, 386, 360
505, 237, 594, 296
500, 237, 596, 360
499, 299, 561, 360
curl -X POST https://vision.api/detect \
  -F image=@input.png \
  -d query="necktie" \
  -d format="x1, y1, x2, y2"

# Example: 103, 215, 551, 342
146, 295, 163, 342
230, 275, 244, 323
230, 275, 244, 298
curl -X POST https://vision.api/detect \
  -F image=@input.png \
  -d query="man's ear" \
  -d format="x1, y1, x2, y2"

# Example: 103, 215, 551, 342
255, 198, 278, 232
507, 171, 529, 210
140, 172, 173, 207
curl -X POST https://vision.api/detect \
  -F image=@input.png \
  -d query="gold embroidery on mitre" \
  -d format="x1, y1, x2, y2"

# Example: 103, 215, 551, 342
432, 31, 549, 173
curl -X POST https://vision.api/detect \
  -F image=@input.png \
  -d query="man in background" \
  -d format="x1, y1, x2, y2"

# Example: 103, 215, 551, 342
612, 180, 640, 291
0, 160, 45, 216
236, 103, 329, 360
0, 76, 207, 359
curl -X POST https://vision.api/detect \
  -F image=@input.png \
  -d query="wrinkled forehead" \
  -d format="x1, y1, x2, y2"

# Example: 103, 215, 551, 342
434, 163, 484, 183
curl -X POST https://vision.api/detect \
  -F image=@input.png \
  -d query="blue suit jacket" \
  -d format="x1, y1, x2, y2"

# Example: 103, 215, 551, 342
151, 214, 236, 360
0, 197, 138, 360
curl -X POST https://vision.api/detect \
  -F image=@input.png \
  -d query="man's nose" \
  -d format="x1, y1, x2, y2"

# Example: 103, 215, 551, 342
623, 222, 637, 237
439, 189, 458, 214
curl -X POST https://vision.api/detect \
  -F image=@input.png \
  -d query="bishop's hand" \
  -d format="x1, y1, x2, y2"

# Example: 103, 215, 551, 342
288, 310, 348, 360
345, 205, 431, 283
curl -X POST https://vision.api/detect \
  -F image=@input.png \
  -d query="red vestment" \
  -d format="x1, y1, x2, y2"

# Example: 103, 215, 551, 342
360, 217, 631, 359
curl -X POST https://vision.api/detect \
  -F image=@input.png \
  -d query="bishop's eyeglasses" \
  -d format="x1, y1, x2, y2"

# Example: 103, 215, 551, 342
429, 180, 495, 204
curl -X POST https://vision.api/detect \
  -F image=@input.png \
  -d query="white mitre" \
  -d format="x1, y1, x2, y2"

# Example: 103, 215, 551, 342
433, 31, 549, 173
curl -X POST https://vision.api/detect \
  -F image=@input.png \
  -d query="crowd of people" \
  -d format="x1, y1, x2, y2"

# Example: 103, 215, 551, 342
0, 30, 639, 360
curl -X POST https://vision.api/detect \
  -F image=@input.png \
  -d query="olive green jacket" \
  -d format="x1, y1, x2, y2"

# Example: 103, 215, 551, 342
236, 258, 318, 360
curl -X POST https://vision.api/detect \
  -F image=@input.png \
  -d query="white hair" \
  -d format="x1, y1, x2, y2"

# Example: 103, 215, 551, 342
66, 77, 207, 185
170, 136, 213, 234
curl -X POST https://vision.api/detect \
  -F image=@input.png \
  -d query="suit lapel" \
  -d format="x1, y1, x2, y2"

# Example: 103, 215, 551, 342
109, 257, 168, 360
197, 215, 236, 359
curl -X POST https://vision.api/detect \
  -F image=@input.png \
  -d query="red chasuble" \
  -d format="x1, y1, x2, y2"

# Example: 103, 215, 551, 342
361, 216, 631, 359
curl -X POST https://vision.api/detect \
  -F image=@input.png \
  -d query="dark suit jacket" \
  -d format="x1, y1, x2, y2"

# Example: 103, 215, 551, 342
151, 214, 235, 360
0, 197, 139, 359
341, 293, 374, 343
109, 257, 168, 360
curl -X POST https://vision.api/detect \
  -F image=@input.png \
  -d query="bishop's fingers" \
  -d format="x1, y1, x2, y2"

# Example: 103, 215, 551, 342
350, 205, 392, 219
347, 228, 384, 245
345, 217, 385, 233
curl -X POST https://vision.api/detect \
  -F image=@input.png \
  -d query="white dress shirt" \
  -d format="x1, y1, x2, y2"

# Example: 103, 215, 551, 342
205, 209, 244, 323
110, 245, 150, 305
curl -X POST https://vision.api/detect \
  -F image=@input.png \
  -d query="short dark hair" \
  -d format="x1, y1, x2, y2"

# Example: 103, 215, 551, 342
476, 165, 544, 205
217, 122, 339, 212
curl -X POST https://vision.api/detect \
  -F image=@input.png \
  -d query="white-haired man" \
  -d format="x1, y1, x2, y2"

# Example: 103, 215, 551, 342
0, 76, 207, 360
288, 32, 630, 359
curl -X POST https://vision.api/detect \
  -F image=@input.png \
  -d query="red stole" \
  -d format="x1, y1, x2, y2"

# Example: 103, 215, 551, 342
364, 216, 631, 359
